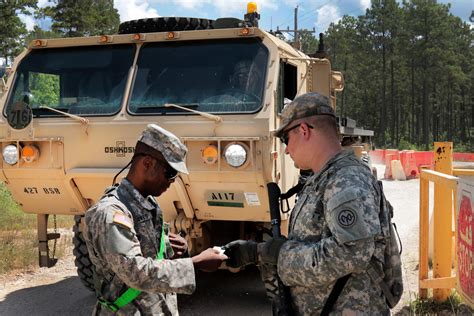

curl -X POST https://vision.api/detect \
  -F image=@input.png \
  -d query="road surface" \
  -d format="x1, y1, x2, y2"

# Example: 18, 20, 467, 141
0, 167, 431, 315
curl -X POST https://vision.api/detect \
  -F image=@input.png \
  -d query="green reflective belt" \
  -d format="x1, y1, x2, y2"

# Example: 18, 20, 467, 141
99, 225, 166, 312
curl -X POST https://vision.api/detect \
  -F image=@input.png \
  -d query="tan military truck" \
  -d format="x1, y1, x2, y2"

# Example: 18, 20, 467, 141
0, 3, 372, 292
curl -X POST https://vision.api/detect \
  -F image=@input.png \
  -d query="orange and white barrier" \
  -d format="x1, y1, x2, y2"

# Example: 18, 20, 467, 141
369, 149, 474, 180
399, 150, 419, 179
384, 152, 398, 179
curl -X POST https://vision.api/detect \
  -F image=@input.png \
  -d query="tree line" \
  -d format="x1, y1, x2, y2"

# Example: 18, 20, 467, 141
319, 0, 473, 151
1, 0, 472, 150
0, 0, 119, 64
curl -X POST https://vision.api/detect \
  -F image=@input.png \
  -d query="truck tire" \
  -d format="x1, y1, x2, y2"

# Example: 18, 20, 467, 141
260, 263, 278, 300
73, 216, 95, 292
264, 276, 279, 300
118, 17, 214, 34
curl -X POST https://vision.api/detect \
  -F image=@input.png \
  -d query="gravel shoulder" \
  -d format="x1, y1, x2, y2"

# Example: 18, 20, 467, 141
0, 251, 95, 315
0, 165, 447, 314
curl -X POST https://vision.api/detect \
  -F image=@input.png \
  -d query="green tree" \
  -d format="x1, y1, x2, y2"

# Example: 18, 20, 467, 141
0, 0, 37, 65
324, 0, 473, 151
40, 0, 119, 37
299, 30, 318, 55
25, 25, 61, 43
30, 73, 60, 107
363, 0, 402, 146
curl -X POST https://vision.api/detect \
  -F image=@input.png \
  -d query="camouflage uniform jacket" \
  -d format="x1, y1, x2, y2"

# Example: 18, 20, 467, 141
277, 151, 390, 315
83, 179, 195, 315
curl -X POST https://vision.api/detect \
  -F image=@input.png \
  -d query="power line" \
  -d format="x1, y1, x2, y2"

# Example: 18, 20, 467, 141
276, 10, 295, 28
275, 5, 316, 50
297, 0, 336, 26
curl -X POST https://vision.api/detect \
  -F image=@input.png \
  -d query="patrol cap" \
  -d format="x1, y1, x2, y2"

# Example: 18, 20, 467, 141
137, 124, 189, 174
272, 92, 335, 138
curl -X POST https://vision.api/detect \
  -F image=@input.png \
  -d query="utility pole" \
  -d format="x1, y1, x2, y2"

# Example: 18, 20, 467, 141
294, 6, 299, 49
276, 5, 315, 50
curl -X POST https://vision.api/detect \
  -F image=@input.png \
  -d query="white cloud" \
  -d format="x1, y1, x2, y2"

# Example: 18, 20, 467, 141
38, 0, 52, 7
283, 0, 299, 7
172, 0, 208, 10
18, 13, 35, 31
114, 0, 159, 22
213, 0, 277, 16
315, 4, 342, 32
359, 0, 371, 11
17, 0, 47, 32
151, 0, 276, 17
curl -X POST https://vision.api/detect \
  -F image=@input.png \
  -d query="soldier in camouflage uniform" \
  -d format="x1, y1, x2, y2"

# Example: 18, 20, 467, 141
84, 124, 227, 315
225, 92, 390, 315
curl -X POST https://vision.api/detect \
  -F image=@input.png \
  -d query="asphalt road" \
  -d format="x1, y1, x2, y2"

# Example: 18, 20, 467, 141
0, 166, 434, 315
0, 265, 270, 315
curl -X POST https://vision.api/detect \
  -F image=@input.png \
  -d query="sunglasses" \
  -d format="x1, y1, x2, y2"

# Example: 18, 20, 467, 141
279, 123, 314, 145
134, 153, 179, 181
163, 163, 179, 181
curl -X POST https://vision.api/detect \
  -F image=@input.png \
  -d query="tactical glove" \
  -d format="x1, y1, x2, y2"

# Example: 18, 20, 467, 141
224, 240, 257, 268
260, 236, 287, 265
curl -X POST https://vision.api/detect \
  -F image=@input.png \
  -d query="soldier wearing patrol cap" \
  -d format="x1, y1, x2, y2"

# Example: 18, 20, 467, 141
84, 124, 227, 315
225, 92, 390, 314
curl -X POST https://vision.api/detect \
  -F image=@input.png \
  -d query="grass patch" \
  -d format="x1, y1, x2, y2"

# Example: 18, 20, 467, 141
0, 182, 75, 274
400, 291, 474, 315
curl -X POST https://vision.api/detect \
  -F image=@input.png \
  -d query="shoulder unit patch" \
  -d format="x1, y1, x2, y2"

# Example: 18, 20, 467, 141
112, 211, 133, 230
337, 209, 357, 227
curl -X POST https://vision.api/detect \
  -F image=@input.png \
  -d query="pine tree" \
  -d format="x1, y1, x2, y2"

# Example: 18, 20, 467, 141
0, 0, 37, 65
40, 0, 119, 37
324, 0, 473, 150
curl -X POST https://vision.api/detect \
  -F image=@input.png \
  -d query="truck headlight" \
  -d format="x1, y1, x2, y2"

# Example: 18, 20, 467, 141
3, 144, 19, 165
224, 143, 247, 168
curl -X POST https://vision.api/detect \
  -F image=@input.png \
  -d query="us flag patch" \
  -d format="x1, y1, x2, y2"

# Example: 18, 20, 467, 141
113, 211, 133, 230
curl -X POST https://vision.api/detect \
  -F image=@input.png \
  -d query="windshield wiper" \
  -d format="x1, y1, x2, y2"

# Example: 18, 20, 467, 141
164, 103, 223, 123
39, 105, 89, 125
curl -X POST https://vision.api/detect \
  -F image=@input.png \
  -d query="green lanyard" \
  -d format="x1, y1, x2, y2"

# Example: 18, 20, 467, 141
100, 224, 166, 312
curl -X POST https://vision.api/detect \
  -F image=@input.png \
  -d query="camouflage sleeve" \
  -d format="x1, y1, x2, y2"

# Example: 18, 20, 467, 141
98, 207, 195, 295
277, 236, 374, 287
277, 167, 380, 287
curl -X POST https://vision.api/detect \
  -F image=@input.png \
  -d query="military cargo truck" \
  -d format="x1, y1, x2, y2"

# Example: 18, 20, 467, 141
0, 3, 372, 291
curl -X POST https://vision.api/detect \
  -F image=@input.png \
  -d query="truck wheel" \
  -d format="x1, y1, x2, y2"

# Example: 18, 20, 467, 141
260, 263, 279, 300
73, 216, 95, 292
118, 17, 214, 34
264, 276, 279, 300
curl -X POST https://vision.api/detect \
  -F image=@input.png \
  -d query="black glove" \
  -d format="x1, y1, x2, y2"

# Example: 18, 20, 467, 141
260, 236, 287, 265
224, 240, 257, 268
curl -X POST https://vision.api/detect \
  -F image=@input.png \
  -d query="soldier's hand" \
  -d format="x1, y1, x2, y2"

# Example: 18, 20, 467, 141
223, 240, 257, 268
260, 236, 287, 265
192, 248, 228, 272
169, 233, 188, 258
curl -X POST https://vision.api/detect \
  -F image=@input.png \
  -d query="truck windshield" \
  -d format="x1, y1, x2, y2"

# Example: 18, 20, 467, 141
5, 44, 135, 116
129, 38, 268, 114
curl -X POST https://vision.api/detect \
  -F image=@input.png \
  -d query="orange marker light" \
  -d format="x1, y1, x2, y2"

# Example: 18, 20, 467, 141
132, 33, 144, 41
33, 40, 43, 47
99, 35, 109, 43
167, 32, 175, 39
240, 28, 250, 36
202, 145, 218, 164
21, 145, 40, 163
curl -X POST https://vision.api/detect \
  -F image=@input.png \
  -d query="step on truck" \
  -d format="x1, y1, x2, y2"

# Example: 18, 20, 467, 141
0, 2, 373, 293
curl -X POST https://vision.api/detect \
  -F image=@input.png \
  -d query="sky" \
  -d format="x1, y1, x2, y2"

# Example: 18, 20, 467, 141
20, 0, 473, 37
